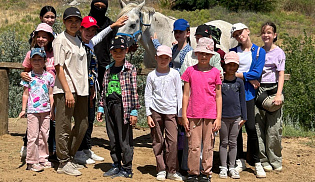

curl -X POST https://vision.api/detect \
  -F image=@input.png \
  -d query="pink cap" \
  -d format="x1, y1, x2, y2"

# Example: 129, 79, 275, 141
35, 23, 54, 37
194, 37, 216, 54
224, 51, 239, 65
81, 16, 99, 29
156, 45, 172, 58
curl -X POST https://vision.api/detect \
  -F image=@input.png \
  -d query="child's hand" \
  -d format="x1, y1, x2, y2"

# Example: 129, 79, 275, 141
130, 116, 138, 126
274, 94, 283, 105
239, 120, 246, 127
150, 32, 158, 40
172, 40, 178, 46
97, 112, 103, 122
147, 116, 155, 128
50, 110, 55, 121
21, 72, 32, 82
183, 117, 190, 132
177, 117, 183, 125
112, 15, 128, 28
249, 80, 260, 89
65, 91, 75, 108
18, 111, 26, 118
213, 119, 221, 132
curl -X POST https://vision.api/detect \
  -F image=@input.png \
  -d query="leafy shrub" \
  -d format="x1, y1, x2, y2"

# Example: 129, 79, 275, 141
283, 0, 315, 17
282, 31, 315, 130
0, 30, 28, 118
219, 0, 276, 12
172, 0, 211, 11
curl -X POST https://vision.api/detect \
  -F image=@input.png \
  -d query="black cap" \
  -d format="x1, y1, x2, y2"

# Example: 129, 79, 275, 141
195, 24, 211, 37
63, 7, 82, 20
110, 36, 128, 50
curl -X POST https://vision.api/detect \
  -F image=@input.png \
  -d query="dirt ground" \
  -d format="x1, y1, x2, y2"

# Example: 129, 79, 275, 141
1, 118, 315, 182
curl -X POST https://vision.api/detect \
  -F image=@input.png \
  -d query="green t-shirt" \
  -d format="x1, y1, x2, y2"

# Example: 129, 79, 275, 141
106, 65, 123, 97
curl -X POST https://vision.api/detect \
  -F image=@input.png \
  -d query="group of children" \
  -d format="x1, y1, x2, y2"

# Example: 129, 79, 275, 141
18, 2, 285, 182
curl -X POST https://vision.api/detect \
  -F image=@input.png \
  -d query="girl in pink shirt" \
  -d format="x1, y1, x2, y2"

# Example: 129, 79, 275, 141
181, 37, 222, 181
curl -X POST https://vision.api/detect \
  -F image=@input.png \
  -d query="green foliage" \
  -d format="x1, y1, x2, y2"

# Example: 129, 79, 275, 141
282, 31, 315, 130
173, 0, 210, 11
283, 0, 315, 17
0, 30, 28, 117
219, 0, 276, 12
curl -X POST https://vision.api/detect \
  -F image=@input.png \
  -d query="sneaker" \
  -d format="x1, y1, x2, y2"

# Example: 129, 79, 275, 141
199, 173, 211, 182
186, 175, 198, 182
27, 163, 44, 172
274, 166, 282, 171
219, 166, 228, 179
111, 169, 133, 178
229, 168, 240, 179
83, 149, 104, 161
235, 159, 246, 172
156, 170, 166, 181
103, 166, 120, 177
263, 164, 273, 172
71, 161, 85, 169
40, 161, 52, 168
74, 151, 95, 165
255, 162, 266, 178
57, 162, 81, 176
20, 146, 27, 162
167, 172, 186, 181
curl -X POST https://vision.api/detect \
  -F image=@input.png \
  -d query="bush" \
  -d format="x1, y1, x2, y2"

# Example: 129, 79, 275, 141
283, 0, 315, 17
0, 30, 28, 118
219, 0, 276, 12
173, 0, 211, 11
282, 31, 315, 130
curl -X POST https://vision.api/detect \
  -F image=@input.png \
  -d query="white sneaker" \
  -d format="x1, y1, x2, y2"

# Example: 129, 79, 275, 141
219, 166, 228, 179
83, 149, 104, 161
235, 159, 246, 172
229, 168, 240, 179
57, 162, 81, 176
274, 166, 282, 171
156, 170, 166, 181
74, 151, 95, 165
167, 172, 186, 181
263, 164, 273, 172
255, 162, 266, 178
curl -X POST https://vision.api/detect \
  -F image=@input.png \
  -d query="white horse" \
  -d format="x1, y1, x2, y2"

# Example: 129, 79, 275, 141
117, 0, 237, 68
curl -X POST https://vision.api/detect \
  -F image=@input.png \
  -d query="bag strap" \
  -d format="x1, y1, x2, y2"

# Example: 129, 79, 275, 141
256, 47, 260, 60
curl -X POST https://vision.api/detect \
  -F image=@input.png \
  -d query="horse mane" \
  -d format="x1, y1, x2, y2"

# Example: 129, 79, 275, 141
117, 2, 155, 18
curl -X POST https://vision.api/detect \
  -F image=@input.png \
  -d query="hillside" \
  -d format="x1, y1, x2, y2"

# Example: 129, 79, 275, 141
0, 0, 314, 44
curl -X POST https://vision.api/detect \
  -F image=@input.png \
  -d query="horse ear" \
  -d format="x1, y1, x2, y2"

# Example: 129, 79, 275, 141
119, 0, 126, 8
137, 0, 145, 11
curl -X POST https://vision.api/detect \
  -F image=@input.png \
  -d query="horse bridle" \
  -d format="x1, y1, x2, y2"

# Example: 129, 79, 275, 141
116, 12, 151, 43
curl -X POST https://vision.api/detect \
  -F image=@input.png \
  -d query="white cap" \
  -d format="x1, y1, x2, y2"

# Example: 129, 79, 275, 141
231, 23, 248, 38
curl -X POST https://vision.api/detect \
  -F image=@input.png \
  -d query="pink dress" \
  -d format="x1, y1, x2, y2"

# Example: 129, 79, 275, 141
181, 65, 222, 119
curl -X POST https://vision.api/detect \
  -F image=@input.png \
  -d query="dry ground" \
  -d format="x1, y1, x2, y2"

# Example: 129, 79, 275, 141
0, 118, 315, 182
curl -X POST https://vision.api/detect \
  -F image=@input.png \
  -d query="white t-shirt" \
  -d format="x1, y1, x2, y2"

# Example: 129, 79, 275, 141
53, 31, 88, 96
237, 46, 252, 73
145, 68, 183, 117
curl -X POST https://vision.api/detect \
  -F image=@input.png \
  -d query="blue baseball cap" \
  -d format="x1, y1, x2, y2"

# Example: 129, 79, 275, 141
173, 19, 190, 31
30, 47, 46, 58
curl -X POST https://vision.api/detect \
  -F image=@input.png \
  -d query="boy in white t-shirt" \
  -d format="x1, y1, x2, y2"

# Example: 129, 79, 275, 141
145, 45, 185, 181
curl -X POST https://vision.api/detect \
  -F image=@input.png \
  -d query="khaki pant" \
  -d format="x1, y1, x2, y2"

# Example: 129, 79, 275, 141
151, 109, 178, 173
187, 119, 214, 175
54, 93, 88, 163
255, 84, 283, 169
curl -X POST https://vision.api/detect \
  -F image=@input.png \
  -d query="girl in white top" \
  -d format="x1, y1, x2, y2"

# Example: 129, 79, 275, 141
145, 45, 184, 181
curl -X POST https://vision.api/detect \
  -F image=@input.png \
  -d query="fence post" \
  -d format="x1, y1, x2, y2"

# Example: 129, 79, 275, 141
0, 62, 24, 135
